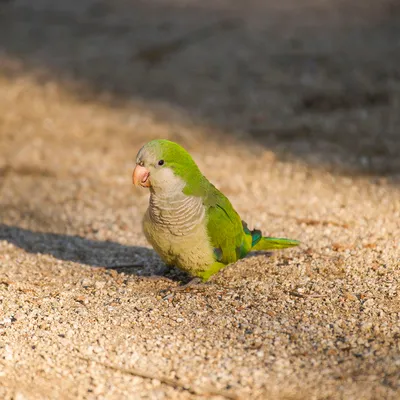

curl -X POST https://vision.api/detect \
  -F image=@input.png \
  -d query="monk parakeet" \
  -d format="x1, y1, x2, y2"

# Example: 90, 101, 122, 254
132, 139, 299, 282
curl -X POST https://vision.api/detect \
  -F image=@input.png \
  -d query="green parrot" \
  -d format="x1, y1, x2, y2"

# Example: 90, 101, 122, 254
132, 139, 299, 282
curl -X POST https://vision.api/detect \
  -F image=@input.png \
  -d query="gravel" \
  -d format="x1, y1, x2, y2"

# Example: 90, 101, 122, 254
0, 0, 399, 399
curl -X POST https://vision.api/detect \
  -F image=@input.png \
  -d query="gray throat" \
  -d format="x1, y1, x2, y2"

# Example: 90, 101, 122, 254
148, 191, 205, 236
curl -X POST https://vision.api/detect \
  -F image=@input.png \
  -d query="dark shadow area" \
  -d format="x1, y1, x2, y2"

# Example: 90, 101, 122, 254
0, 223, 173, 277
0, 0, 399, 176
0, 224, 275, 283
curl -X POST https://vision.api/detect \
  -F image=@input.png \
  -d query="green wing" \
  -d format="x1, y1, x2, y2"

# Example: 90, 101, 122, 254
203, 184, 245, 264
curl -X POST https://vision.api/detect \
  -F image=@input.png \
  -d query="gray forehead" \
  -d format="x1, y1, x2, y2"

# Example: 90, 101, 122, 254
136, 145, 156, 163
135, 146, 144, 163
136, 146, 147, 162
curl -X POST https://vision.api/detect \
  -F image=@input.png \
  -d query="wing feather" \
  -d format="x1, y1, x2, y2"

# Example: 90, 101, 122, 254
203, 185, 244, 264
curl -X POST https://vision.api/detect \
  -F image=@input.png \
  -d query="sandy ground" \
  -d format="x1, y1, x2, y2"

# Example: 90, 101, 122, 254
0, 0, 399, 399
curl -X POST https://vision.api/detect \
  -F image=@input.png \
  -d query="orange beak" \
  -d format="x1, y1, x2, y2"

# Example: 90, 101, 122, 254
132, 164, 151, 188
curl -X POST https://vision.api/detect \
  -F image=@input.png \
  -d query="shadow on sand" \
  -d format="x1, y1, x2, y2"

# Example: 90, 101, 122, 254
0, 224, 274, 283
0, 1, 399, 177
0, 223, 175, 278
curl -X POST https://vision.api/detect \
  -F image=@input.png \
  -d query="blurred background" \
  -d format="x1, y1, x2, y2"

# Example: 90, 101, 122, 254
0, 0, 399, 238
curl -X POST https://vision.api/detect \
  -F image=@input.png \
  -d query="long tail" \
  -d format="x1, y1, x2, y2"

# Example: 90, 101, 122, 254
242, 221, 300, 252
251, 236, 300, 251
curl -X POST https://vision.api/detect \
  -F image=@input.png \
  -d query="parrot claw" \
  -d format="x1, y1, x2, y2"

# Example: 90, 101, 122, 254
179, 277, 203, 288
160, 277, 209, 300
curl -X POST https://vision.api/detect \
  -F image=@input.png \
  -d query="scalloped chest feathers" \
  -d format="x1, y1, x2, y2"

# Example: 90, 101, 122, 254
142, 191, 215, 272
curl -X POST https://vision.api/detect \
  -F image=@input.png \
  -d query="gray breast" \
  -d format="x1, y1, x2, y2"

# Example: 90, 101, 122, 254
148, 193, 205, 236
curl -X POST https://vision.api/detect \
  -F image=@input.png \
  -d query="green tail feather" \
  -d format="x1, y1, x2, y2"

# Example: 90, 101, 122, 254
240, 221, 299, 255
251, 237, 300, 251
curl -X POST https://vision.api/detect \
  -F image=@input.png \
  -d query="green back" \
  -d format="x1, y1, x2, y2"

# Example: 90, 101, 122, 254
201, 181, 248, 264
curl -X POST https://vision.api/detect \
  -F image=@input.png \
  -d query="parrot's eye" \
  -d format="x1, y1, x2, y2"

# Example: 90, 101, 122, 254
138, 160, 144, 167
158, 160, 164, 166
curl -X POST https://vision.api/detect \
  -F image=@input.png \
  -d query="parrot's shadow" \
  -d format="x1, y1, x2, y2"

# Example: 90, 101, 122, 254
245, 251, 273, 260
0, 224, 186, 281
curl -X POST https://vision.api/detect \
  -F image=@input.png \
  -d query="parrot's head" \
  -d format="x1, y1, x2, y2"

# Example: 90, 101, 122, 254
132, 139, 202, 194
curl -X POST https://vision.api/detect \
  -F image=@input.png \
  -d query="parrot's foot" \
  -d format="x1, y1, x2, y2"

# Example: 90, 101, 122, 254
160, 277, 209, 300
178, 277, 203, 288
